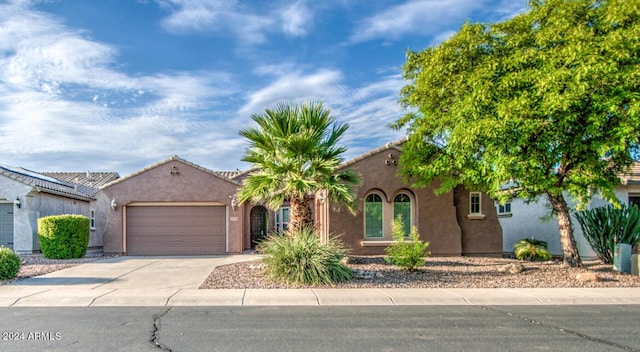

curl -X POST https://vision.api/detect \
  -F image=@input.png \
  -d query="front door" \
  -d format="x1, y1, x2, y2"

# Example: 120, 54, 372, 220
0, 203, 14, 249
250, 206, 268, 248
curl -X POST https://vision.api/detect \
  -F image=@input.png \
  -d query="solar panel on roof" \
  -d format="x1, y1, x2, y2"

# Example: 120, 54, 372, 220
0, 164, 74, 187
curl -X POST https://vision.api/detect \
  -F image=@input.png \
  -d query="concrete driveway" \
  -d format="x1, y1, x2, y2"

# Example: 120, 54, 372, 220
13, 255, 256, 290
0, 255, 260, 306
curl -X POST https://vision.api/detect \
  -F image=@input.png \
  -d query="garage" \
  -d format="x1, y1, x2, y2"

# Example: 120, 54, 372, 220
125, 205, 226, 255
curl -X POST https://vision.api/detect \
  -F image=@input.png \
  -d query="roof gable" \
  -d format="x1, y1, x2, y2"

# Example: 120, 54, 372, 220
100, 155, 241, 189
340, 137, 407, 169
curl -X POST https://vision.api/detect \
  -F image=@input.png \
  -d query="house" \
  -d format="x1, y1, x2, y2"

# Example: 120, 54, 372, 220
0, 164, 118, 253
317, 140, 503, 256
95, 140, 503, 257
499, 162, 640, 259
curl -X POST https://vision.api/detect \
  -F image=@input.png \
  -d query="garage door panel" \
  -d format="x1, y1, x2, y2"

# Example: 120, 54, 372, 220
126, 206, 225, 255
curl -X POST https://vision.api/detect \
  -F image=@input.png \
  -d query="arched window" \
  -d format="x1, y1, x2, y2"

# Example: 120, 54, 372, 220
365, 193, 383, 238
393, 193, 412, 236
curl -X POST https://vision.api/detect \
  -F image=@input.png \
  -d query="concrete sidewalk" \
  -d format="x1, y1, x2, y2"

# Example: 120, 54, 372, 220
1, 255, 639, 307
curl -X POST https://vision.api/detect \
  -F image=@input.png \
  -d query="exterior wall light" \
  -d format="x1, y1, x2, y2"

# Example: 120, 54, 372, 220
110, 198, 117, 211
14, 196, 21, 209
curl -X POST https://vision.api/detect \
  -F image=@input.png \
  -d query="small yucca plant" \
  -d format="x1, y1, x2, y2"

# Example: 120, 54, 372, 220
257, 226, 353, 286
513, 237, 552, 261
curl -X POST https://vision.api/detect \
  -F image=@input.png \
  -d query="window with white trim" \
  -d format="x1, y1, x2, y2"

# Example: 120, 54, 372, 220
497, 201, 512, 215
365, 193, 383, 238
275, 206, 290, 232
393, 193, 412, 236
90, 209, 96, 229
469, 192, 482, 215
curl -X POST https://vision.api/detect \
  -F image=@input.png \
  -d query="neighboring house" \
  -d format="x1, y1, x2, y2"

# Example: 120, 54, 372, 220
95, 140, 503, 257
0, 164, 118, 253
499, 162, 640, 259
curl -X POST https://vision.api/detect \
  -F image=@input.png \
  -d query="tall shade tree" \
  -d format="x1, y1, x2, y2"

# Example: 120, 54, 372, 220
238, 101, 361, 233
393, 0, 640, 267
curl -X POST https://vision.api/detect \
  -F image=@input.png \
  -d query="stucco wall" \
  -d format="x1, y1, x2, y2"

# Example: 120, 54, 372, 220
97, 160, 243, 254
499, 193, 613, 259
0, 178, 31, 252
329, 149, 463, 256
454, 187, 503, 256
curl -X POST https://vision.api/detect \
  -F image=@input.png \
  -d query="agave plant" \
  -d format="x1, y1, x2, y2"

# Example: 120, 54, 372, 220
513, 237, 552, 261
574, 204, 640, 264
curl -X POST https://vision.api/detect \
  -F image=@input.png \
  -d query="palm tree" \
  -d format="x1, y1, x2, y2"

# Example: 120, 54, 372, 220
238, 101, 360, 233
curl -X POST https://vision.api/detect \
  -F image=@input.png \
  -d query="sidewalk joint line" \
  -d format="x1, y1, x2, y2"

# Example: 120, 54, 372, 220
505, 288, 544, 305
441, 289, 472, 305
241, 289, 246, 306
310, 289, 320, 305
88, 288, 117, 306
165, 289, 181, 306
9, 288, 51, 307
376, 289, 396, 305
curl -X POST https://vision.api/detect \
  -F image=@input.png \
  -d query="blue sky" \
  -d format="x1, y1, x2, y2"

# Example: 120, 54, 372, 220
0, 0, 527, 176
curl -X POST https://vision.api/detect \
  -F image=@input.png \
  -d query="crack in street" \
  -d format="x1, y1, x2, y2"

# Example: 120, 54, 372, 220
152, 307, 174, 351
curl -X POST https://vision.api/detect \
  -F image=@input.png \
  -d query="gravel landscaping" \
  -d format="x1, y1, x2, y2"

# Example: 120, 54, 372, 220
199, 255, 640, 289
2, 253, 638, 289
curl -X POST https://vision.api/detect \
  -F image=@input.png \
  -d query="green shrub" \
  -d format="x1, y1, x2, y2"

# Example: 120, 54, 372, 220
513, 237, 552, 261
0, 247, 21, 280
257, 226, 353, 286
38, 215, 90, 259
575, 204, 640, 264
384, 216, 430, 271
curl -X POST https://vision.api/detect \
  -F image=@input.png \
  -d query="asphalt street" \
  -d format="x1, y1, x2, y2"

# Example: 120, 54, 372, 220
1, 305, 639, 352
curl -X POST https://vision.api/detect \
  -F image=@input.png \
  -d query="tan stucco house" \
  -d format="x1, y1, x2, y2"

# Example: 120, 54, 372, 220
94, 139, 503, 257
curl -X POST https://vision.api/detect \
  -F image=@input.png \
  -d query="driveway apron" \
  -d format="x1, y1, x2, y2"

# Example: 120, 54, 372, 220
8, 255, 258, 290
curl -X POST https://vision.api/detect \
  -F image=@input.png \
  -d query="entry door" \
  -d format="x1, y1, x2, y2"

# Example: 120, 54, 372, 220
250, 206, 268, 248
0, 203, 14, 249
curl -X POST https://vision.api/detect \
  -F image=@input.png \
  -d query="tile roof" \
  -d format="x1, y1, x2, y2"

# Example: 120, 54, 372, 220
0, 164, 97, 201
41, 171, 120, 189
339, 136, 408, 169
100, 155, 242, 189
216, 170, 245, 179
621, 161, 640, 185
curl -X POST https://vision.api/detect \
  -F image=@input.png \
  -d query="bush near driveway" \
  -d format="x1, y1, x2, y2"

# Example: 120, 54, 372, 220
38, 215, 90, 259
257, 226, 353, 286
0, 247, 21, 280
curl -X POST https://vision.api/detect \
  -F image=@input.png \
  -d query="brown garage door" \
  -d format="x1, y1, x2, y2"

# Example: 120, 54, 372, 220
126, 206, 225, 255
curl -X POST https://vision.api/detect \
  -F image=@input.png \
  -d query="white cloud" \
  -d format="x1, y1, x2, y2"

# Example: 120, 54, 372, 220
158, 0, 317, 45
0, 1, 242, 174
159, 0, 273, 44
349, 0, 482, 43
280, 1, 313, 37
239, 69, 344, 116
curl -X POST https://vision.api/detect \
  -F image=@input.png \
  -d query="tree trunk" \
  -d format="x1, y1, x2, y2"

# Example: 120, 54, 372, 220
547, 193, 582, 267
288, 193, 315, 233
